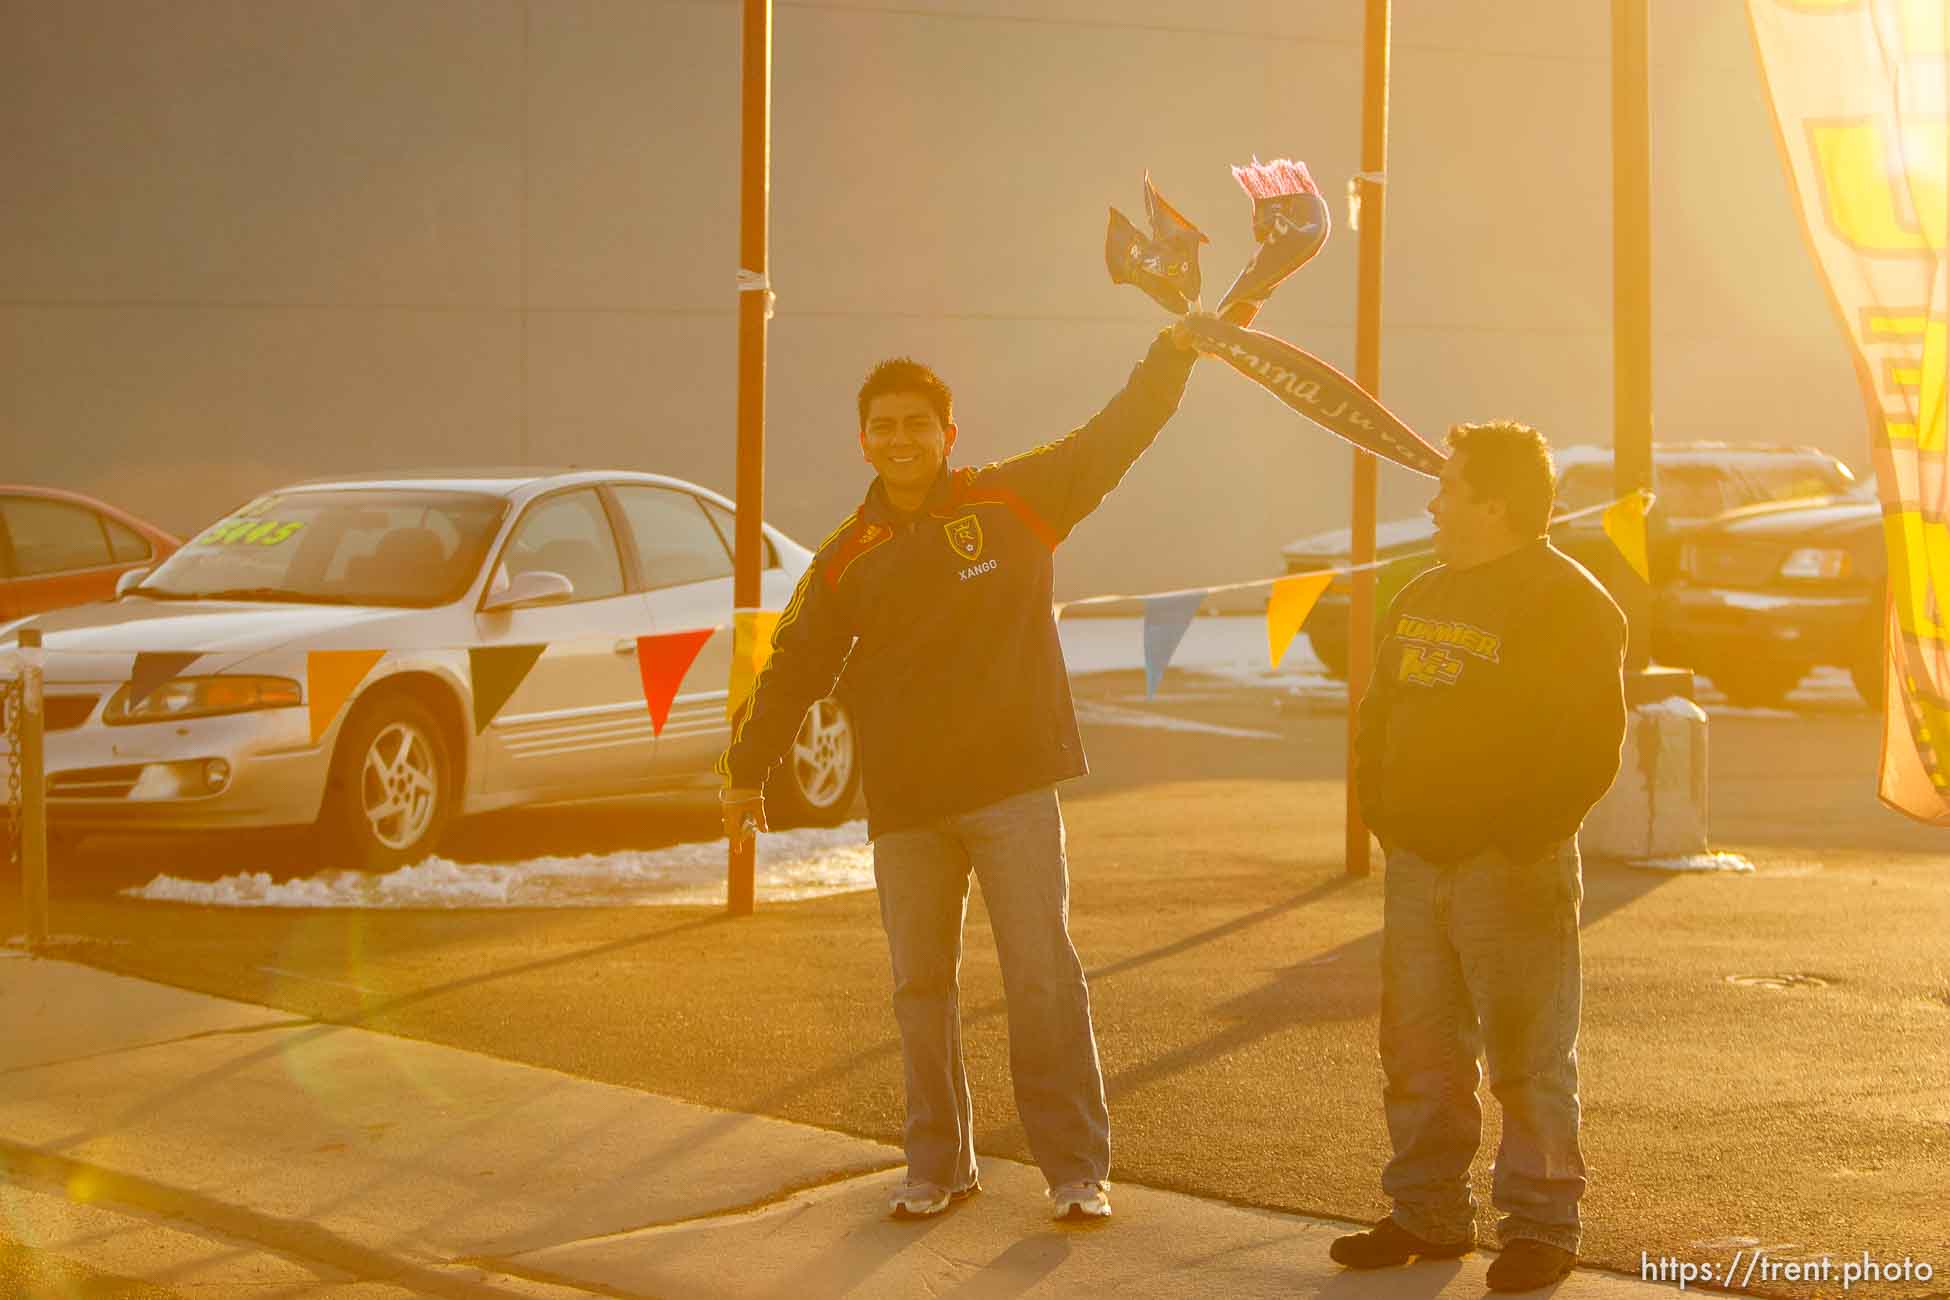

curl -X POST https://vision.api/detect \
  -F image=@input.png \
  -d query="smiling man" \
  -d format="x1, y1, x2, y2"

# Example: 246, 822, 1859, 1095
718, 318, 1207, 1223
1339, 421, 1627, 1290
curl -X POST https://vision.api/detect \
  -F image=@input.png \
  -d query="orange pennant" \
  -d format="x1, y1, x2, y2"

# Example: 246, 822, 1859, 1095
727, 610, 782, 720
307, 650, 386, 743
1602, 491, 1651, 583
1267, 572, 1333, 668
636, 629, 716, 737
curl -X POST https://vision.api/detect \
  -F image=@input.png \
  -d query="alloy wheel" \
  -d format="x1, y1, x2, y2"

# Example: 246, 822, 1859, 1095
789, 699, 854, 811
360, 720, 440, 851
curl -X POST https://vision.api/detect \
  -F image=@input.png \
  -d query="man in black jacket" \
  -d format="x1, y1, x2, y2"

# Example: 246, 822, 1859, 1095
1334, 421, 1626, 1291
718, 320, 1205, 1221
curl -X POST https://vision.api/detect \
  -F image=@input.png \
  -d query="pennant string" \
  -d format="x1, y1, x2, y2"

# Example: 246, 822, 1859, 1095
2, 492, 1658, 686
1055, 490, 1654, 615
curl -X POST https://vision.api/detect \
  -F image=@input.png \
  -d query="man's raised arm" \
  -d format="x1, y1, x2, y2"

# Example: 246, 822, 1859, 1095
980, 318, 1207, 544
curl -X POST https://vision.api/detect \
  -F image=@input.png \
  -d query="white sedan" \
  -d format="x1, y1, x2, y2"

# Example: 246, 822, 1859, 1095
3, 470, 858, 868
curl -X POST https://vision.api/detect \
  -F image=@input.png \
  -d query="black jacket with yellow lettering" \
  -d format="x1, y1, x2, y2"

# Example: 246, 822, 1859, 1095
719, 332, 1196, 837
1354, 538, 1628, 866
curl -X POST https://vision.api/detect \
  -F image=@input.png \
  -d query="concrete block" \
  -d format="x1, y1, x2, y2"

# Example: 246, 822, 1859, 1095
1584, 697, 1710, 861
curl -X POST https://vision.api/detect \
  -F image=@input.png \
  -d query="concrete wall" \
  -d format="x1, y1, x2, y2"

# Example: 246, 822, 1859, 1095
0, 0, 1865, 601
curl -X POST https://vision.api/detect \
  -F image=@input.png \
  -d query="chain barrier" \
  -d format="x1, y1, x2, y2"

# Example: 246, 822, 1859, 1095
3, 666, 20, 870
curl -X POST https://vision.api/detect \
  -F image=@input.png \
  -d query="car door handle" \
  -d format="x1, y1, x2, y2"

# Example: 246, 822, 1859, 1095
614, 639, 637, 656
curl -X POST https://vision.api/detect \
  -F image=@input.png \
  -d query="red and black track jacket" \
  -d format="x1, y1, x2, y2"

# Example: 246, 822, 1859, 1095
719, 331, 1197, 836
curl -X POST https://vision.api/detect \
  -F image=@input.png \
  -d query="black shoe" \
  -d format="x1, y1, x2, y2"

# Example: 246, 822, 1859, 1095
1486, 1239, 1577, 1292
1330, 1217, 1475, 1269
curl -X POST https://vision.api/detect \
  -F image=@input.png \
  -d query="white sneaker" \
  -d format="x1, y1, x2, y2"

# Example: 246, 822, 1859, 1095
889, 1176, 979, 1218
1049, 1180, 1112, 1220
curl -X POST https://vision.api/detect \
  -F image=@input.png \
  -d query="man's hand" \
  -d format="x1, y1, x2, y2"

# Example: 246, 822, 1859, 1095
721, 786, 767, 848
1170, 310, 1219, 354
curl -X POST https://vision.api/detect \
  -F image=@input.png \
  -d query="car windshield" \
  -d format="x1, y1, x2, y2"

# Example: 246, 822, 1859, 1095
1554, 458, 1855, 524
135, 489, 507, 607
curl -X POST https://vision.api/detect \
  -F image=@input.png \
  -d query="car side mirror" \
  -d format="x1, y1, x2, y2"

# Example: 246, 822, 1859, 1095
482, 570, 574, 611
115, 567, 154, 598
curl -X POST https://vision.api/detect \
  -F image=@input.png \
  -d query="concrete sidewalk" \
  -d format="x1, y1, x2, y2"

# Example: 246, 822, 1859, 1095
0, 950, 1681, 1299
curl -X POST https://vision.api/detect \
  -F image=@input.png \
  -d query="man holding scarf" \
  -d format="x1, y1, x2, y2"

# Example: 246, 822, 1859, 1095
719, 318, 1207, 1221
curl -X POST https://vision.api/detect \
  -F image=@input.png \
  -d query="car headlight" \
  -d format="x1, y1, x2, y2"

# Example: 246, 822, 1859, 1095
1777, 547, 1850, 580
103, 675, 302, 725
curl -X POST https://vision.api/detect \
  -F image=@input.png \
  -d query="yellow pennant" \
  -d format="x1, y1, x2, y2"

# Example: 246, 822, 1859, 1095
727, 610, 782, 720
1602, 492, 1651, 584
307, 650, 386, 743
1266, 572, 1334, 669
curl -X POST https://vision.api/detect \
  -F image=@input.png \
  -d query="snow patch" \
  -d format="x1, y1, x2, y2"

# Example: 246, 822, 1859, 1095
121, 821, 876, 909
1630, 852, 1756, 874
1634, 696, 1707, 720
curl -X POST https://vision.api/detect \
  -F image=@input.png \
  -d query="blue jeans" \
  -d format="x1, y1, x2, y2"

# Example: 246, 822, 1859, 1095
1379, 839, 1586, 1252
871, 786, 1109, 1190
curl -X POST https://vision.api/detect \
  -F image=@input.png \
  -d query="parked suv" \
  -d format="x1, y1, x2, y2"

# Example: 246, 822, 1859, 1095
1655, 493, 1883, 706
1280, 443, 1860, 679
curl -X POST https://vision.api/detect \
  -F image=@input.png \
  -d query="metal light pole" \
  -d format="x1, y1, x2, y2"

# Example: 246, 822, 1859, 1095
729, 0, 771, 917
1613, 0, 1654, 675
1346, 0, 1390, 878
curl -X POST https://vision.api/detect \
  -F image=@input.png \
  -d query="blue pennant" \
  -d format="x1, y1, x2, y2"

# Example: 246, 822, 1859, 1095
1142, 592, 1205, 698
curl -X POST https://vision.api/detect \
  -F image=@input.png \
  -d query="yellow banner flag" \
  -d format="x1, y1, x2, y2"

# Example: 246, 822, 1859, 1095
307, 649, 385, 743
1266, 572, 1334, 669
1751, 0, 1950, 822
727, 610, 782, 720
1602, 491, 1650, 584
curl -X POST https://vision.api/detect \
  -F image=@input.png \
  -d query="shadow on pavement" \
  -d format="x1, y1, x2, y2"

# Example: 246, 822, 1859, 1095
939, 1232, 1073, 1299
1103, 859, 1674, 1102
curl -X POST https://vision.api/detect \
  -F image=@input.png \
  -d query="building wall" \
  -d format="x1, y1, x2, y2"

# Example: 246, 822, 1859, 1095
0, 0, 1865, 601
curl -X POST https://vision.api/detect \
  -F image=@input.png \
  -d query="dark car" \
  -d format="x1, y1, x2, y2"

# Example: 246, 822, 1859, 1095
1281, 443, 1861, 678
1655, 495, 1883, 707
